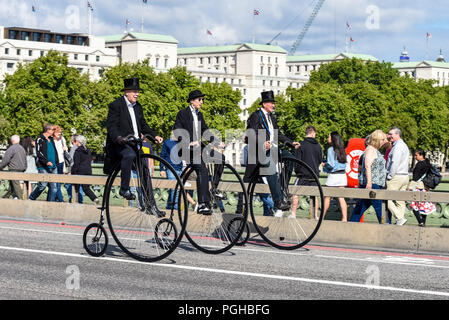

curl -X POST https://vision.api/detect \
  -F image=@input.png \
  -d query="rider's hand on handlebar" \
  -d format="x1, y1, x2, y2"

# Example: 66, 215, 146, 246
189, 141, 200, 148
116, 136, 127, 145
293, 141, 300, 149
264, 141, 271, 150
154, 136, 163, 144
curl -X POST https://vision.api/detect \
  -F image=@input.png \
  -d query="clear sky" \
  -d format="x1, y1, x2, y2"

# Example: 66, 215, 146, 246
2, 0, 448, 63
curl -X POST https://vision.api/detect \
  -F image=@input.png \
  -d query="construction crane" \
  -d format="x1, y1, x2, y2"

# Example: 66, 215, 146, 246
289, 0, 326, 55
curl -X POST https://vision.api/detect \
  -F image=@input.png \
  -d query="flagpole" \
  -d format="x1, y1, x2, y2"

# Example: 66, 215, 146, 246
252, 11, 255, 43
141, 1, 144, 33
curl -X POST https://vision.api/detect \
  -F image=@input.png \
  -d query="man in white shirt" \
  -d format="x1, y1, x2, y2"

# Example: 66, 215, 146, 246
386, 126, 410, 225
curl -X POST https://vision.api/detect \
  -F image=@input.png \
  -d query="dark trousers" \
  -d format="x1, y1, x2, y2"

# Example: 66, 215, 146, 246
191, 162, 211, 203
113, 144, 136, 191
75, 184, 97, 202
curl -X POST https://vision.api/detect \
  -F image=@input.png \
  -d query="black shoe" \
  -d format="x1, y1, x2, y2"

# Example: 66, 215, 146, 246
146, 205, 166, 218
119, 188, 135, 200
197, 203, 212, 215
274, 199, 290, 211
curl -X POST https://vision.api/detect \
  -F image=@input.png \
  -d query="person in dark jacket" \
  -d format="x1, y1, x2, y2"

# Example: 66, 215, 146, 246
105, 78, 164, 217
172, 89, 226, 215
29, 123, 59, 201
243, 90, 300, 216
291, 126, 323, 219
409, 148, 436, 226
71, 135, 99, 205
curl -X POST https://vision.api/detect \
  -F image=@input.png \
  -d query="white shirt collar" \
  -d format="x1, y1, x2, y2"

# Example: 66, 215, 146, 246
124, 95, 136, 108
189, 105, 199, 114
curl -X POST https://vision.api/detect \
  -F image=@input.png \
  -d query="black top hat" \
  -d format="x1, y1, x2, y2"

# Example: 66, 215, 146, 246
123, 78, 141, 91
187, 89, 205, 103
259, 90, 276, 105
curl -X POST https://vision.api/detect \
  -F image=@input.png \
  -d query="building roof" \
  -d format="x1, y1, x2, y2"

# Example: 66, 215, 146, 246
392, 60, 449, 69
177, 43, 287, 55
101, 32, 178, 44
286, 52, 378, 63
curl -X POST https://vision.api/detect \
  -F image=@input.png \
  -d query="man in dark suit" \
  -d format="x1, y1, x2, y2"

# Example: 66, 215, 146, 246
173, 89, 225, 215
244, 90, 300, 213
105, 78, 164, 216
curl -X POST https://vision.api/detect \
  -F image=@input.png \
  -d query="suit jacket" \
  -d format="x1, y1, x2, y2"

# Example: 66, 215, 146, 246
104, 96, 157, 173
172, 106, 221, 163
244, 109, 292, 180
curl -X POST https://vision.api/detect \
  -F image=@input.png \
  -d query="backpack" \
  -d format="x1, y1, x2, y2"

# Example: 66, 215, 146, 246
422, 164, 442, 190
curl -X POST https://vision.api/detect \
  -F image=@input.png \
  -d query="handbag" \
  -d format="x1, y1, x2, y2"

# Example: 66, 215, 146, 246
422, 165, 442, 190
64, 150, 74, 168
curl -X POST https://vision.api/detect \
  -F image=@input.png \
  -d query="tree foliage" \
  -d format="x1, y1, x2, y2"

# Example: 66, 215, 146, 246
0, 53, 243, 154
272, 58, 449, 157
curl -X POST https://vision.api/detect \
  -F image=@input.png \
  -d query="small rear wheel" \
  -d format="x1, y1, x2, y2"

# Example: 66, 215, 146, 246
83, 223, 108, 257
155, 218, 178, 250
227, 216, 250, 246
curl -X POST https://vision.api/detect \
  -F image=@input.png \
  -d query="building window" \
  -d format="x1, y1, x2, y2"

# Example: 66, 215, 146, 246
200, 57, 203, 64
156, 57, 160, 68
275, 67, 278, 76
74, 53, 78, 60
7, 62, 14, 69
208, 57, 211, 64
5, 48, 9, 55
40, 51, 44, 57
183, 58, 187, 65
224, 56, 227, 63
216, 57, 219, 64
85, 54, 89, 61
17, 49, 21, 56
224, 67, 227, 73
95, 55, 100, 62
260, 66, 263, 75
261, 56, 263, 62
268, 67, 271, 76
28, 50, 32, 57
164, 58, 168, 68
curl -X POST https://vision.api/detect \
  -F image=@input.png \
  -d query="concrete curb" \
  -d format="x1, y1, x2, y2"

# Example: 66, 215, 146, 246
1, 199, 448, 255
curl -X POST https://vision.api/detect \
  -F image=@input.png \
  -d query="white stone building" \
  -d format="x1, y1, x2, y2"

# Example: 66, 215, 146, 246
0, 26, 117, 80
102, 32, 178, 72
177, 43, 288, 121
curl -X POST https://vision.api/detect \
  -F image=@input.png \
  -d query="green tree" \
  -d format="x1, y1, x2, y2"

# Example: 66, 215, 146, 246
2, 50, 91, 142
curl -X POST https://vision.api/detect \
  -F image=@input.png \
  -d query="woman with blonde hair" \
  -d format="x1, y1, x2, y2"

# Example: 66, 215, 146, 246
350, 130, 390, 223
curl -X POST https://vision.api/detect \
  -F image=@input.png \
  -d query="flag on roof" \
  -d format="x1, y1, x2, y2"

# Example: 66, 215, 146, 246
346, 21, 351, 30
32, 5, 36, 12
207, 30, 212, 35
427, 32, 432, 38
126, 19, 131, 25
350, 36, 354, 42
87, 1, 93, 11
254, 9, 260, 15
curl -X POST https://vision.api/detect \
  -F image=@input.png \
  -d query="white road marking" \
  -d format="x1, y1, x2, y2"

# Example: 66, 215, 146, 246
0, 244, 449, 297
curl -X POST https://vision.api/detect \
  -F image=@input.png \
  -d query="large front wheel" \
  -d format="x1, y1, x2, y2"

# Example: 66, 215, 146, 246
105, 154, 188, 262
175, 163, 248, 254
248, 158, 324, 250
